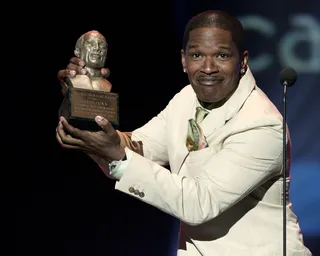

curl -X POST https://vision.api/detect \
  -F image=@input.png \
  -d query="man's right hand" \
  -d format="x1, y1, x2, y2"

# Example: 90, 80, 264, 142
57, 57, 111, 96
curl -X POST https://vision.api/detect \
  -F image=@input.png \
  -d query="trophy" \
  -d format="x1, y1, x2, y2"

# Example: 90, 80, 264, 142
59, 30, 119, 131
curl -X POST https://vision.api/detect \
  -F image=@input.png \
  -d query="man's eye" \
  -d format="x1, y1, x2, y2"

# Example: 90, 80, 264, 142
218, 53, 228, 58
192, 53, 201, 58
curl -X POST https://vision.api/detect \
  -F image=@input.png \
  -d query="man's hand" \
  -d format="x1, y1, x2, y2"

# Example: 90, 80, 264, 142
57, 57, 110, 96
56, 115, 125, 162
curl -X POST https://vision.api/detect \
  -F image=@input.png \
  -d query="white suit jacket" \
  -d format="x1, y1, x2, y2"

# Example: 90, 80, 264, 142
113, 68, 311, 255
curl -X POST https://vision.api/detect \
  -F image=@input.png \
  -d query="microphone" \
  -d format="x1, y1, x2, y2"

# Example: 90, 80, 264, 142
279, 67, 297, 256
280, 67, 297, 87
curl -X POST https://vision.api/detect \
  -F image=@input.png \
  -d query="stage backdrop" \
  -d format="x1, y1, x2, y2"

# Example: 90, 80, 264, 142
11, 1, 319, 255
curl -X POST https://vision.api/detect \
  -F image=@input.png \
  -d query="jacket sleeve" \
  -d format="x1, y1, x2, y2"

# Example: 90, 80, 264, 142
116, 89, 188, 166
113, 105, 169, 166
114, 118, 284, 226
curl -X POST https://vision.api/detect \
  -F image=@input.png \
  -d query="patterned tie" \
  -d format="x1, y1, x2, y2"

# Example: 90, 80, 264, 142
186, 106, 209, 151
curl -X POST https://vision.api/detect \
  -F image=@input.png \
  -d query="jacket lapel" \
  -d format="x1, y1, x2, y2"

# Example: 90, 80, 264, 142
171, 67, 256, 173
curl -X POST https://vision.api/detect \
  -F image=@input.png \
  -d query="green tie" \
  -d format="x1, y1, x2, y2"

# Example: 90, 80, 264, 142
195, 106, 209, 123
186, 107, 209, 151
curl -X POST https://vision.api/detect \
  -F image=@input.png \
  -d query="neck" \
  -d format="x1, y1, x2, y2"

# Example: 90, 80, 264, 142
199, 99, 225, 110
84, 67, 102, 78
199, 85, 238, 110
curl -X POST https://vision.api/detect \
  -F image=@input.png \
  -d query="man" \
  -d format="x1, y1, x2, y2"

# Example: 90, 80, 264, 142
61, 30, 112, 93
56, 10, 311, 255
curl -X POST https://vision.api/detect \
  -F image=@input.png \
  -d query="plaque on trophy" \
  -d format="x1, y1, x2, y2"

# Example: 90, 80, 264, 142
59, 30, 119, 131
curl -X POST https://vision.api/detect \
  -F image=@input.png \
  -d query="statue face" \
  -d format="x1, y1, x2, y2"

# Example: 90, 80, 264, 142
78, 31, 107, 69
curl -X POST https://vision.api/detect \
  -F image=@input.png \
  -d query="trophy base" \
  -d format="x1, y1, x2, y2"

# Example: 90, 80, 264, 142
59, 87, 119, 132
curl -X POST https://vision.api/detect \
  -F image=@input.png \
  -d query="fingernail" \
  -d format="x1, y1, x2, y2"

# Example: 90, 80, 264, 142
95, 116, 103, 122
81, 69, 87, 75
69, 70, 76, 76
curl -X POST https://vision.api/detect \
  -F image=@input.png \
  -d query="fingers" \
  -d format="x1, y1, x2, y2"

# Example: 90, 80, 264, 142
60, 117, 87, 139
69, 57, 84, 66
56, 128, 80, 150
57, 57, 86, 83
58, 57, 110, 82
66, 63, 87, 75
56, 118, 85, 148
101, 68, 110, 79
95, 116, 114, 134
57, 69, 76, 82
68, 57, 86, 75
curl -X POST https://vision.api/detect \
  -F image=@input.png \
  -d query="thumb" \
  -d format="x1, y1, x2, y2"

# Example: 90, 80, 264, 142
95, 115, 112, 132
101, 68, 110, 79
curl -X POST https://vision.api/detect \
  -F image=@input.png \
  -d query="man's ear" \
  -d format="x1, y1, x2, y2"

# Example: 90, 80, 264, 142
241, 50, 249, 70
181, 49, 187, 72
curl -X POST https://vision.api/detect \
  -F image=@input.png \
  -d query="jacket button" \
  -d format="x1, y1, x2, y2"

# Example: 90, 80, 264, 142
134, 190, 139, 195
129, 187, 134, 193
139, 192, 145, 198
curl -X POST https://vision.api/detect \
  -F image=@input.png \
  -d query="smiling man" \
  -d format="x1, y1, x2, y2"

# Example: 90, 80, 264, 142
181, 24, 248, 109
56, 10, 312, 256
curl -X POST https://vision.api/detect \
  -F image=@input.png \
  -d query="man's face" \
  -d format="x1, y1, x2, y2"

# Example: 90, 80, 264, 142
79, 32, 107, 69
181, 27, 248, 107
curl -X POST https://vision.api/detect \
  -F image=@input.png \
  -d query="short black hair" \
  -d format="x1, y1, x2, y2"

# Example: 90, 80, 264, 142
182, 10, 245, 53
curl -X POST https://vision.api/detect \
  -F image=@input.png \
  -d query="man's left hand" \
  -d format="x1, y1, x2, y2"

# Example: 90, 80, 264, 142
56, 116, 125, 162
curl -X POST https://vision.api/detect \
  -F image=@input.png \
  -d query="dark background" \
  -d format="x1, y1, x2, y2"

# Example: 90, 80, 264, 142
11, 1, 319, 255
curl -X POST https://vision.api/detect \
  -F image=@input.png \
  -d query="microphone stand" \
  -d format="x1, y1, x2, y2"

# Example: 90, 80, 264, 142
282, 81, 288, 256
280, 67, 296, 256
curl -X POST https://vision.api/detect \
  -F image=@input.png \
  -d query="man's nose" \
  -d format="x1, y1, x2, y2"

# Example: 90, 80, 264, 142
201, 58, 218, 74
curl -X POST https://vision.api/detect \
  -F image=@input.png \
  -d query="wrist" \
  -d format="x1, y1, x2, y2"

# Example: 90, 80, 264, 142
113, 147, 126, 161
108, 149, 127, 177
108, 147, 132, 180
103, 147, 126, 163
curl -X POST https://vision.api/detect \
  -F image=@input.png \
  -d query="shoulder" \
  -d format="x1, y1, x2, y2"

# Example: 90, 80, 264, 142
166, 84, 195, 106
224, 87, 286, 165
224, 86, 286, 153
237, 86, 283, 127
